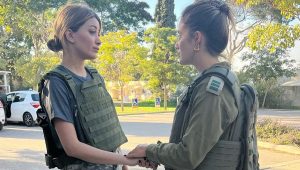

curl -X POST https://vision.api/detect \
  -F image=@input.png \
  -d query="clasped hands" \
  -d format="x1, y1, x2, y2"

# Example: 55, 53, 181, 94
126, 144, 159, 169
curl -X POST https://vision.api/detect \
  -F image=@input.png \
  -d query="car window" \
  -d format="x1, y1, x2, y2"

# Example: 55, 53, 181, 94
13, 93, 26, 102
6, 94, 15, 102
31, 94, 39, 101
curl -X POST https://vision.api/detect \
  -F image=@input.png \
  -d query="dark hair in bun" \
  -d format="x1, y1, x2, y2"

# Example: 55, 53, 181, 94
47, 38, 63, 52
181, 0, 234, 57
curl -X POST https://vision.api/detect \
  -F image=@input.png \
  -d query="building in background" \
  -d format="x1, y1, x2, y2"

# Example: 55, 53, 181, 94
281, 69, 300, 108
106, 81, 152, 102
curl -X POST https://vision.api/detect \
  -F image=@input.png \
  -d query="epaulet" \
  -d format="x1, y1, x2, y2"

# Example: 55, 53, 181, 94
206, 76, 224, 95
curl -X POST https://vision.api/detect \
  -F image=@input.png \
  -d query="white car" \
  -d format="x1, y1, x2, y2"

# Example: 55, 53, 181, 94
0, 99, 5, 131
5, 90, 40, 126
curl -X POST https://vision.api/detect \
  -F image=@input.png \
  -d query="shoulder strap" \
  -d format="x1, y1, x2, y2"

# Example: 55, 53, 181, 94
85, 66, 102, 82
47, 66, 78, 98
185, 65, 239, 108
38, 66, 85, 142
85, 66, 107, 90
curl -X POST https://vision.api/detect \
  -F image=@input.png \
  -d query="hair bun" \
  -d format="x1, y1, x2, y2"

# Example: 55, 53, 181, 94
47, 38, 63, 52
210, 0, 229, 16
219, 4, 229, 16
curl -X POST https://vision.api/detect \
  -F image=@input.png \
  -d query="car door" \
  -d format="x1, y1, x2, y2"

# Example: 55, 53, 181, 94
9, 93, 27, 122
5, 93, 15, 118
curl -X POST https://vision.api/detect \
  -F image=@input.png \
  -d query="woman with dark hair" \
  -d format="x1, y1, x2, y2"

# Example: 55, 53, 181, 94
41, 3, 139, 170
127, 1, 246, 169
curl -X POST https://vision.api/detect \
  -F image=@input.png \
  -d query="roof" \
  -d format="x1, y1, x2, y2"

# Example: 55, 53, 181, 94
281, 80, 300, 87
7, 90, 38, 94
0, 71, 11, 74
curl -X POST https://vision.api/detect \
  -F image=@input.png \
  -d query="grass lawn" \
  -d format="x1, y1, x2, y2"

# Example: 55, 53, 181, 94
115, 106, 176, 115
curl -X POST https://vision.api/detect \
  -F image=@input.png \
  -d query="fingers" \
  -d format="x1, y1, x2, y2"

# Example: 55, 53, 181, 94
122, 165, 128, 170
137, 159, 159, 169
127, 144, 148, 158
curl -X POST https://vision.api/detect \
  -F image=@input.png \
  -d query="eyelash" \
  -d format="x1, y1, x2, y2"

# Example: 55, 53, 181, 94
89, 30, 101, 37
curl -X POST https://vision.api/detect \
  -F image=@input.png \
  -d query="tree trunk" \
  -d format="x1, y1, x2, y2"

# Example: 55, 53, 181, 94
262, 90, 268, 108
121, 85, 124, 112
163, 83, 167, 110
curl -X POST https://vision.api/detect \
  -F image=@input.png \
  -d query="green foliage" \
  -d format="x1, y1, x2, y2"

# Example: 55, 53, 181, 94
247, 24, 300, 53
242, 49, 297, 82
241, 48, 297, 107
234, 0, 300, 52
154, 0, 176, 28
114, 99, 177, 107
82, 0, 153, 33
257, 119, 300, 146
142, 26, 196, 100
0, 0, 153, 89
0, 0, 60, 57
92, 30, 148, 83
15, 53, 60, 89
235, 0, 300, 20
255, 83, 291, 108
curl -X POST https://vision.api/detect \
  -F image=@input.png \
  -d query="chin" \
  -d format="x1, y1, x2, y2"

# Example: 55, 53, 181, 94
87, 54, 97, 60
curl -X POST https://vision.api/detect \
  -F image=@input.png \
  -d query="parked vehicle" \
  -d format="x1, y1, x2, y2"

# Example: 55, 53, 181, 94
0, 98, 5, 131
5, 90, 39, 126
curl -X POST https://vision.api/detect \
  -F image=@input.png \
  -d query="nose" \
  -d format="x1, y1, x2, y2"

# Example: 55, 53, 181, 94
96, 37, 101, 46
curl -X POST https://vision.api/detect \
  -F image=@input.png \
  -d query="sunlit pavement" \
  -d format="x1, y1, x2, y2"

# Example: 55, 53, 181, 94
1, 110, 300, 170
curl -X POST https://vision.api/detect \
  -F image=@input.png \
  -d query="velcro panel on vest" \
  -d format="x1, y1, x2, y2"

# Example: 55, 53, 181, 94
78, 79, 127, 151
199, 140, 242, 169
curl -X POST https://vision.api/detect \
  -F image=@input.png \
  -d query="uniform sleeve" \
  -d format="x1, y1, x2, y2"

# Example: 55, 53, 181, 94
146, 78, 237, 169
43, 76, 75, 124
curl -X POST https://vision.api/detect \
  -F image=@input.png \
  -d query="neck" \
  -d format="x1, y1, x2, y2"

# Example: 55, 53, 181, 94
194, 52, 219, 72
61, 49, 86, 77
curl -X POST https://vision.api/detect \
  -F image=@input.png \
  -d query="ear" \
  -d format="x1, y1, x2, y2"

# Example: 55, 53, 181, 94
193, 31, 202, 45
65, 29, 76, 44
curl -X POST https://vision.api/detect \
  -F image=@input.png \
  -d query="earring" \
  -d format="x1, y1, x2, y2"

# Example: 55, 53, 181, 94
194, 44, 200, 51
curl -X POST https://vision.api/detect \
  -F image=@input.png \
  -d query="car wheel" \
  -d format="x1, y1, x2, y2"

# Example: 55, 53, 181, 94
0, 122, 3, 131
23, 112, 34, 127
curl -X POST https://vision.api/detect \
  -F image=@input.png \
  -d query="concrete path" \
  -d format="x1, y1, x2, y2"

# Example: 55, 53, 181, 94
1, 110, 300, 170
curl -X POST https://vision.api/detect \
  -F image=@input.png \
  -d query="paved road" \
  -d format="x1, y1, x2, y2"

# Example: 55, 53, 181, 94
0, 109, 300, 170
258, 109, 300, 129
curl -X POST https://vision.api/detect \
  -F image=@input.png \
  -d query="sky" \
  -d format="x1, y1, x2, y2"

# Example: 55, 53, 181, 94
142, 0, 299, 70
143, 0, 193, 20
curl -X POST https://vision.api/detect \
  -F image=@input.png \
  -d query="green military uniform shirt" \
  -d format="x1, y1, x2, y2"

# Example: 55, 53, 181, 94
146, 62, 239, 170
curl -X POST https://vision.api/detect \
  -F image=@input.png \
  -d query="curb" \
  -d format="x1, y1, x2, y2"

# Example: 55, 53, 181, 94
258, 141, 300, 155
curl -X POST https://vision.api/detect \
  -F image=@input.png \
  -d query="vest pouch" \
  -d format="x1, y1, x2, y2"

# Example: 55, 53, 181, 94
198, 140, 242, 170
77, 80, 127, 152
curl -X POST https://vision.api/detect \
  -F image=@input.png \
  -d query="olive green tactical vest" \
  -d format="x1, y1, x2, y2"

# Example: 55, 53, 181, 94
50, 66, 127, 152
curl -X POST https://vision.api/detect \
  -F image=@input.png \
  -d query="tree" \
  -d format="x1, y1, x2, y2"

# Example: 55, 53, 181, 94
143, 27, 196, 110
15, 52, 61, 89
194, 0, 299, 63
91, 30, 148, 111
234, 0, 300, 53
83, 0, 153, 33
0, 0, 62, 89
154, 0, 176, 28
241, 48, 297, 108
0, 0, 153, 90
